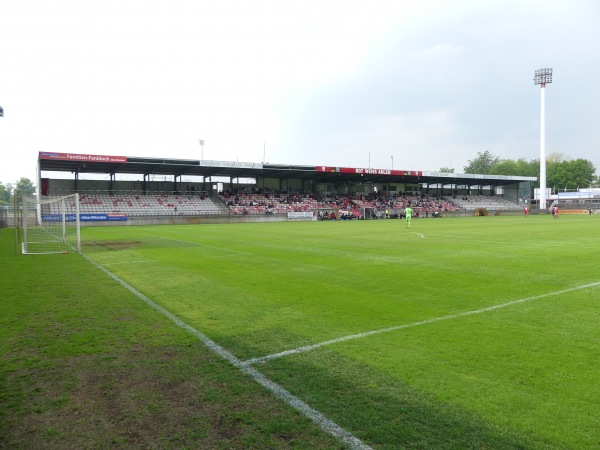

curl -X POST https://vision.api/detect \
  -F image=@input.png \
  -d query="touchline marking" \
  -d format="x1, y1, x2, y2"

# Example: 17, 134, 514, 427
243, 281, 600, 366
143, 233, 253, 255
81, 252, 370, 450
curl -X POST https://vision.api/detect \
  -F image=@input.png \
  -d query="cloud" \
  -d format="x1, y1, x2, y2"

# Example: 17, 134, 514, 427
1, 0, 600, 183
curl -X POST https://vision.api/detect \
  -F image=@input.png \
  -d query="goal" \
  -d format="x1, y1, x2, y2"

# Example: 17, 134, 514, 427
20, 193, 81, 254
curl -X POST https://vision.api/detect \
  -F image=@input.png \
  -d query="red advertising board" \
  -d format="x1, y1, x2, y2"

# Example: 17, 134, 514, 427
39, 152, 127, 163
316, 166, 422, 177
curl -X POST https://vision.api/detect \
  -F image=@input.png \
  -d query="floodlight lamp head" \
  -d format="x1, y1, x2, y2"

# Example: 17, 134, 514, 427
534, 68, 553, 86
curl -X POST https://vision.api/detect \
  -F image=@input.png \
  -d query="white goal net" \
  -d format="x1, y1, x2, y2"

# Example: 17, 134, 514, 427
21, 193, 81, 254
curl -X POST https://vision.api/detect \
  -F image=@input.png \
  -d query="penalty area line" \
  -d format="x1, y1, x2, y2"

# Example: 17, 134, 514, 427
80, 252, 370, 450
243, 280, 600, 366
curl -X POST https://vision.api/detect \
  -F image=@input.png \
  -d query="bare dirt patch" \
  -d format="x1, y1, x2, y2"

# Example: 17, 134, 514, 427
1, 345, 333, 449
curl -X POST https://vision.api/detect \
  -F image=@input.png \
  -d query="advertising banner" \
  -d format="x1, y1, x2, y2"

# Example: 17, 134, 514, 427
316, 166, 422, 177
80, 214, 128, 221
39, 152, 127, 163
42, 214, 128, 222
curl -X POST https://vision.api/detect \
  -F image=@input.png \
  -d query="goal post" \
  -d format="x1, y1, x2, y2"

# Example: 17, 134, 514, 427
21, 193, 81, 254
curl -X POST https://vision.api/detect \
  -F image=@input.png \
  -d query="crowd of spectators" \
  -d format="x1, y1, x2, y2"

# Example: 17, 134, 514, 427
60, 189, 517, 218
353, 192, 460, 217
220, 189, 365, 217
219, 189, 461, 218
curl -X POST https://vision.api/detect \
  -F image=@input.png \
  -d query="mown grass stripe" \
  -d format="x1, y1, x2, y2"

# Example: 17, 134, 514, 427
81, 252, 372, 450
244, 280, 600, 366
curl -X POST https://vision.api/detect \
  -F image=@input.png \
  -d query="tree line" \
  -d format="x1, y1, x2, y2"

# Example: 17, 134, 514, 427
439, 150, 598, 192
0, 178, 36, 206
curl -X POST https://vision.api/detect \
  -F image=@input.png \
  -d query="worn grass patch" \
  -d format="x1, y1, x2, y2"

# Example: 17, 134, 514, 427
0, 228, 341, 449
82, 240, 143, 251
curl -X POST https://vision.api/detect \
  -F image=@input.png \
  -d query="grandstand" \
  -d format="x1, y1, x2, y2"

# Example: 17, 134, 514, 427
42, 191, 526, 223
5, 151, 535, 227
352, 193, 462, 217
46, 192, 361, 219
449, 195, 523, 213
221, 192, 363, 216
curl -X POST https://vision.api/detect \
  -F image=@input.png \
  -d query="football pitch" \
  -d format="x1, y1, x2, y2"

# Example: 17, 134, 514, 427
2, 214, 600, 448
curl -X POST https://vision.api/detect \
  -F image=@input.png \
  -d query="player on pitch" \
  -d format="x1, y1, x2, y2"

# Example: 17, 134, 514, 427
404, 205, 413, 229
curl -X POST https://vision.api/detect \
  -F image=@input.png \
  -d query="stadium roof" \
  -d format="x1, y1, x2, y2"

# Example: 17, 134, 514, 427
38, 152, 536, 187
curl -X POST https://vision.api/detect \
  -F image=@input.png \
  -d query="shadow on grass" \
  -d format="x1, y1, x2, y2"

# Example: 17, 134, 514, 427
258, 349, 568, 450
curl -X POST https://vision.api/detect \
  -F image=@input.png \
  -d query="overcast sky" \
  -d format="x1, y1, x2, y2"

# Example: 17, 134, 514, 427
1, 0, 599, 185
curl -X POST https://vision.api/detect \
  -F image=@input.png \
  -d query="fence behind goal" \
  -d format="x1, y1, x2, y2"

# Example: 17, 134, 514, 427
21, 193, 81, 254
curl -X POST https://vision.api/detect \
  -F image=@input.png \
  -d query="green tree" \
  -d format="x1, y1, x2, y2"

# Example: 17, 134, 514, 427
491, 158, 539, 182
461, 150, 599, 192
438, 167, 455, 173
514, 159, 539, 179
463, 150, 500, 174
0, 182, 12, 206
490, 159, 517, 176
547, 159, 596, 192
14, 177, 36, 196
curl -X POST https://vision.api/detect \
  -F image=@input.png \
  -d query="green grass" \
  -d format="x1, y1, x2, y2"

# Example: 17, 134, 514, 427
2, 215, 600, 448
0, 228, 342, 449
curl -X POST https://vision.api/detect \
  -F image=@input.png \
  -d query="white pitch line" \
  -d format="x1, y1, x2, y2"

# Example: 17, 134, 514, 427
142, 233, 253, 255
243, 281, 600, 366
80, 252, 370, 450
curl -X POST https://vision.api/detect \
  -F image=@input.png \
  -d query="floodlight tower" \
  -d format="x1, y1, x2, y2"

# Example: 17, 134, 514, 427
199, 139, 204, 161
534, 68, 552, 210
